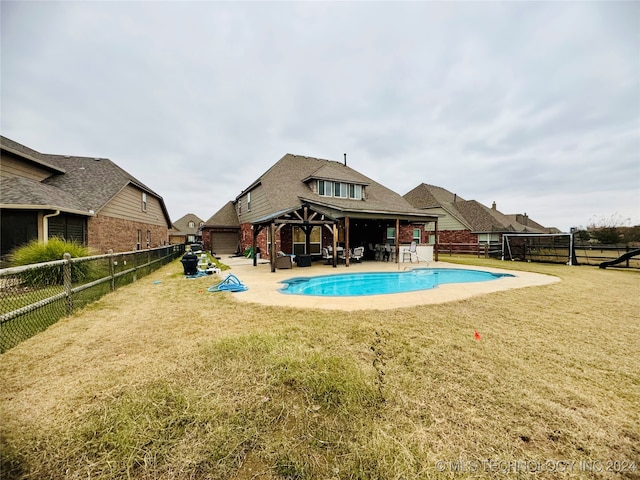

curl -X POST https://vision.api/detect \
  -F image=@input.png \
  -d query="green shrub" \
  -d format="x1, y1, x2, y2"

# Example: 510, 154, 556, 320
9, 238, 92, 285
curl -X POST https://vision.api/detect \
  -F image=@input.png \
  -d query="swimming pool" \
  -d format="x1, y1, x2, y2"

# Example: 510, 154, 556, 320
279, 268, 514, 296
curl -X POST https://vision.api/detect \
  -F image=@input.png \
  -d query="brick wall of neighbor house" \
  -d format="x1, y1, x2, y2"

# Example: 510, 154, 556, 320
437, 229, 477, 244
398, 224, 427, 244
88, 215, 168, 253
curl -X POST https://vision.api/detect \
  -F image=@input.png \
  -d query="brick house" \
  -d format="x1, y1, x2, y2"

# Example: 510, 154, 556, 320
201, 201, 241, 256
1, 136, 172, 256
169, 213, 204, 245
403, 183, 554, 246
211, 153, 438, 271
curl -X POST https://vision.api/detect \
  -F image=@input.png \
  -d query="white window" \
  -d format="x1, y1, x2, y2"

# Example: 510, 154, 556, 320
293, 226, 321, 255
188, 221, 195, 228
386, 227, 396, 245
247, 192, 251, 211
318, 180, 333, 197
413, 228, 421, 243
334, 182, 347, 198
349, 184, 362, 199
237, 200, 241, 215
142, 193, 147, 212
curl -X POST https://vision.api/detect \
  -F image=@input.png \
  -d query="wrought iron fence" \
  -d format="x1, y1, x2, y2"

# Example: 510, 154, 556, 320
0, 244, 185, 353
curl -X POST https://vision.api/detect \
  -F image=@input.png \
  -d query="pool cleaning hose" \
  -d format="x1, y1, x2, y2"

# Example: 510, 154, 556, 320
207, 274, 248, 293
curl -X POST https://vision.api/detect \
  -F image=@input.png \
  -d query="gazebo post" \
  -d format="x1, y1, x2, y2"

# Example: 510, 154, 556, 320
270, 223, 276, 273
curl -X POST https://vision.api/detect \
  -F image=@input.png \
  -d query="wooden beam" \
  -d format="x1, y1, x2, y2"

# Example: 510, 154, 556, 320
270, 223, 276, 273
332, 224, 338, 267
434, 218, 439, 262
395, 218, 400, 263
345, 216, 350, 267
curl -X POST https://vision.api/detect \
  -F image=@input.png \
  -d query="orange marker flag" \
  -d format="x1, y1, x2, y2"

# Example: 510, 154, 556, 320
474, 330, 482, 341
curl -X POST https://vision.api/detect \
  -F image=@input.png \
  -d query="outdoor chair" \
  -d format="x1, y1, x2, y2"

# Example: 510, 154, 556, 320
275, 253, 293, 269
322, 247, 333, 264
402, 241, 418, 263
352, 246, 365, 262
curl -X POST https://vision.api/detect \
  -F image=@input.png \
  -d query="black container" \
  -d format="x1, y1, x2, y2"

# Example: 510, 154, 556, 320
181, 251, 199, 275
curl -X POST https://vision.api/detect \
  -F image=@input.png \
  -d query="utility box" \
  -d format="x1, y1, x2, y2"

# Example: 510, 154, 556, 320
181, 251, 199, 275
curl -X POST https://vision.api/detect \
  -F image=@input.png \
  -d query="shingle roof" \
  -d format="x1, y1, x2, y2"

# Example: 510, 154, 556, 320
172, 213, 204, 234
403, 183, 465, 208
404, 183, 549, 233
42, 154, 162, 214
0, 136, 66, 174
1, 136, 171, 224
243, 154, 429, 218
204, 201, 240, 228
0, 177, 87, 213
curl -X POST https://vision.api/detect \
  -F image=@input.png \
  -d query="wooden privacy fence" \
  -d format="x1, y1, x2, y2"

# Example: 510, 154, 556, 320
0, 244, 185, 353
437, 243, 498, 258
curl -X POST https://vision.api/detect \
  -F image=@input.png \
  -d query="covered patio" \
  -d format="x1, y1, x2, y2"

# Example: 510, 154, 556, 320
250, 202, 440, 272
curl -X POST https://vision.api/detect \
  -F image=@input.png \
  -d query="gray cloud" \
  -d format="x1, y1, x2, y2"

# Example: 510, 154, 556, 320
1, 1, 638, 229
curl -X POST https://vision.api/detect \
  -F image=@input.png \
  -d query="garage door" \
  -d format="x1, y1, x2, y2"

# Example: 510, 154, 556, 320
211, 232, 239, 255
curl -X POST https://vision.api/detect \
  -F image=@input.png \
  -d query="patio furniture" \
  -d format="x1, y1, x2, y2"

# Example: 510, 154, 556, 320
296, 254, 312, 267
322, 248, 333, 264
275, 253, 293, 269
352, 246, 364, 262
402, 241, 418, 263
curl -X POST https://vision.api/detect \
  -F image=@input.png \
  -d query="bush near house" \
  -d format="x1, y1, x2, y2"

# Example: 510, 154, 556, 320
9, 238, 93, 285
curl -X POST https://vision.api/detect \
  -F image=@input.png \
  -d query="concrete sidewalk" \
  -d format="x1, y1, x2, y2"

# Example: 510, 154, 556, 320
212, 256, 559, 311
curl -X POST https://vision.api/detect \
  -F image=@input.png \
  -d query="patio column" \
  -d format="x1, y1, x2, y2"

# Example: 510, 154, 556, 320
395, 218, 400, 263
270, 223, 276, 273
252, 225, 258, 267
434, 218, 439, 262
345, 216, 350, 267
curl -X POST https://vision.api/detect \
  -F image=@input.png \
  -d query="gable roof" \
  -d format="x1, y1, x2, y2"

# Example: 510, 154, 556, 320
0, 176, 89, 214
172, 213, 204, 235
404, 183, 549, 233
241, 154, 434, 221
1, 136, 172, 225
204, 201, 240, 228
404, 183, 465, 208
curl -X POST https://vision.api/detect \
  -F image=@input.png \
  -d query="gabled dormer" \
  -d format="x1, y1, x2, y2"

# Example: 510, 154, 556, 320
303, 162, 369, 201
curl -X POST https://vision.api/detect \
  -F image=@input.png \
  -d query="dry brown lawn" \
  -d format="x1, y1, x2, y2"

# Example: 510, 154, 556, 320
1, 258, 639, 479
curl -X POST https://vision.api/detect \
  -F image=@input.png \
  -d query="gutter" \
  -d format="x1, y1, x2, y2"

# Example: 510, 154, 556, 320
43, 210, 61, 243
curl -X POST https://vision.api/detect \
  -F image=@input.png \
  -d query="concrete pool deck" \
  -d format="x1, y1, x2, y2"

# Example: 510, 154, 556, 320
210, 256, 560, 311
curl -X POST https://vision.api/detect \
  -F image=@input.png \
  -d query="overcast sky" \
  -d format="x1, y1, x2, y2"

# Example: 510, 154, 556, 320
2, 1, 638, 231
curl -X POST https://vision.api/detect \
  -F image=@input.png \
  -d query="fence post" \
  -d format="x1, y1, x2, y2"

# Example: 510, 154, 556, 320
626, 244, 630, 268
63, 253, 73, 315
108, 249, 115, 291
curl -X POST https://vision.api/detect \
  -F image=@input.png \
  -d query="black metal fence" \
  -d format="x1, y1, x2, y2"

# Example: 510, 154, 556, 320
573, 244, 640, 268
0, 244, 185, 353
437, 241, 640, 268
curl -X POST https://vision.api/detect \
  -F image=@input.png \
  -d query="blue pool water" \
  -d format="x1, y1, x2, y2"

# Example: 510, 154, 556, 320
279, 268, 514, 297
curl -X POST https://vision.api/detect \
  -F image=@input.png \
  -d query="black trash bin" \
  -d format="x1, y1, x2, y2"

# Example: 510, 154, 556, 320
181, 251, 199, 275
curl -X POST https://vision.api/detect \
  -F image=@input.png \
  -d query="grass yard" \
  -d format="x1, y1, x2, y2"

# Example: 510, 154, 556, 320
0, 258, 638, 479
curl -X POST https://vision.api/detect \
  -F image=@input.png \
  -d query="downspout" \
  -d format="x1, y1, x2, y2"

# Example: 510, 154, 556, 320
43, 210, 61, 244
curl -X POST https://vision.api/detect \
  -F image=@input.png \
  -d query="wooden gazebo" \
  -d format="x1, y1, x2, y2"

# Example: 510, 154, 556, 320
251, 203, 339, 272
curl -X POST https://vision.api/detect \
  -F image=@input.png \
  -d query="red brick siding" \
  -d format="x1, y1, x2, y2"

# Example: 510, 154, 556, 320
437, 230, 477, 244
239, 223, 274, 258
87, 215, 168, 253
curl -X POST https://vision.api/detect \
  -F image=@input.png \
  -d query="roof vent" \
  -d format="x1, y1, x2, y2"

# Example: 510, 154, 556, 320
344, 153, 347, 166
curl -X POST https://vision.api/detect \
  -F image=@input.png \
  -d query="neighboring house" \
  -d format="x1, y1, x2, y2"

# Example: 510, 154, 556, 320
169, 213, 204, 245
200, 201, 241, 255
404, 183, 553, 245
1, 136, 172, 256
219, 153, 438, 270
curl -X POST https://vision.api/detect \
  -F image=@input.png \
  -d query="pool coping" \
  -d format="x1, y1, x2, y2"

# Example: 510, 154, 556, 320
209, 258, 560, 311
